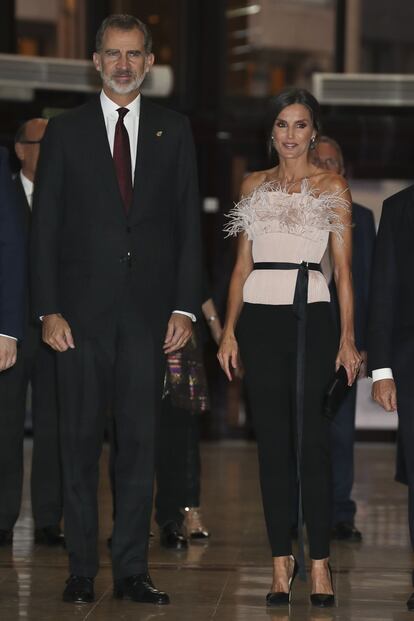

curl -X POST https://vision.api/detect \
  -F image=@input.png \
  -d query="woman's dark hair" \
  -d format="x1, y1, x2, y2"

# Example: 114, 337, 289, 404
267, 87, 321, 159
95, 14, 152, 55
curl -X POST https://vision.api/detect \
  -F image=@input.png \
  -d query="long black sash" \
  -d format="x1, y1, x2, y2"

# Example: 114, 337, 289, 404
253, 261, 322, 580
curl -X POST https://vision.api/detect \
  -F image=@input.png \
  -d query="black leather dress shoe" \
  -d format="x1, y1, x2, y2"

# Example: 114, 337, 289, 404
62, 576, 94, 604
407, 592, 414, 611
114, 573, 170, 605
160, 523, 188, 550
35, 525, 65, 547
331, 521, 362, 542
0, 529, 13, 546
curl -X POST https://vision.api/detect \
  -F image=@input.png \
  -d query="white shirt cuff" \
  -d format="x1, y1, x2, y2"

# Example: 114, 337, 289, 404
173, 310, 196, 323
372, 368, 394, 382
0, 334, 17, 341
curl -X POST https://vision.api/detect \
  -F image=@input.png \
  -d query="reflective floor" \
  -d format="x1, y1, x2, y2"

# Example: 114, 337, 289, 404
0, 440, 412, 620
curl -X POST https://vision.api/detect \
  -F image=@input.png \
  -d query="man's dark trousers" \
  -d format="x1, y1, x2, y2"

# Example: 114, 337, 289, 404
329, 203, 376, 526
0, 325, 61, 530
57, 280, 165, 579
330, 384, 357, 524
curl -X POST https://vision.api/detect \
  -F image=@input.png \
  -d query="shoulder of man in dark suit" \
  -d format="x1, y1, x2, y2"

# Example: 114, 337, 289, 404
351, 202, 376, 351
367, 183, 414, 372
384, 183, 414, 208
352, 201, 375, 225
0, 147, 25, 340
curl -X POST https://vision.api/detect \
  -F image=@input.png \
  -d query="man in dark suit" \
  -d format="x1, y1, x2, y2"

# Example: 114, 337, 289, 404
312, 136, 376, 541
368, 184, 414, 611
31, 15, 201, 606
0, 147, 24, 370
0, 119, 64, 548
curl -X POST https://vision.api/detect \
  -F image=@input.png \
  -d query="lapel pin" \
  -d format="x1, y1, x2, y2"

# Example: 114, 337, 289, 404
156, 130, 163, 137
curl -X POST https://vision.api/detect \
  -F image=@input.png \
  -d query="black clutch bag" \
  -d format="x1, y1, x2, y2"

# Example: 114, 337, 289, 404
323, 365, 350, 421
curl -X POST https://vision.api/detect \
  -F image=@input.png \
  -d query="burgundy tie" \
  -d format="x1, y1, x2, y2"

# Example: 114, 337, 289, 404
113, 107, 133, 213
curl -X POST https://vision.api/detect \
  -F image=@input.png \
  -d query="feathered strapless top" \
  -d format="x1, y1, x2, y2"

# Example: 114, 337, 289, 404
224, 179, 349, 306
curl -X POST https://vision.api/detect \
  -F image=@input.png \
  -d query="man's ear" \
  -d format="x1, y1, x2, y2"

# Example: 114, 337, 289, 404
145, 53, 155, 72
15, 143, 24, 163
92, 52, 101, 73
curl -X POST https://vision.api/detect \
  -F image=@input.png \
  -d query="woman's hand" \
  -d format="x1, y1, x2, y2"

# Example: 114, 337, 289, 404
336, 339, 362, 386
217, 332, 239, 381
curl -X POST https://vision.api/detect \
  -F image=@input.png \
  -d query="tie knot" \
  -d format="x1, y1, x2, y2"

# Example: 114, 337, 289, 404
117, 107, 129, 121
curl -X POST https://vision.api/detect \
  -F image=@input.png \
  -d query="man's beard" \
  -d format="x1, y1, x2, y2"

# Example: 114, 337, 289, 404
101, 69, 147, 95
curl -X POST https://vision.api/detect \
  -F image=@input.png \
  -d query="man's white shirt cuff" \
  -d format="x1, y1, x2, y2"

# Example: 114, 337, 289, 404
173, 310, 196, 323
0, 334, 17, 341
372, 368, 394, 382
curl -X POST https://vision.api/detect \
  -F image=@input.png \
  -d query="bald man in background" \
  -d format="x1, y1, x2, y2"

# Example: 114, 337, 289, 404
0, 119, 63, 547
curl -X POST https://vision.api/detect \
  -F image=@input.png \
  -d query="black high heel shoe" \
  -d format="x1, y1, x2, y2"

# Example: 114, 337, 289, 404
310, 562, 335, 608
266, 556, 299, 606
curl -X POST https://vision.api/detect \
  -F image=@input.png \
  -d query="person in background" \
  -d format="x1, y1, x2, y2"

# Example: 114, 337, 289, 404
312, 136, 376, 542
155, 287, 222, 549
0, 138, 34, 544
368, 182, 414, 611
0, 119, 63, 549
0, 146, 24, 371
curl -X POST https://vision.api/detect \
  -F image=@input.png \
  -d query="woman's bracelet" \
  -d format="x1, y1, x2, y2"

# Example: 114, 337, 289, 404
207, 315, 217, 325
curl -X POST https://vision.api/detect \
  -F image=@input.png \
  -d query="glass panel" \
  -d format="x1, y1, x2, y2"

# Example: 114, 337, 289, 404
15, 0, 86, 58
360, 0, 414, 73
225, 0, 337, 97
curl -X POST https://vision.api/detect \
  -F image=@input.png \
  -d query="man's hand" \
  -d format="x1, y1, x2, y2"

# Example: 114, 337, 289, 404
372, 378, 397, 412
0, 336, 17, 371
42, 313, 75, 352
163, 314, 192, 354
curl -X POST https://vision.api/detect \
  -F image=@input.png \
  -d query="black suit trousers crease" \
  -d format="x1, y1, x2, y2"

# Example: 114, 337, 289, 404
58, 279, 165, 579
392, 336, 414, 550
0, 325, 62, 529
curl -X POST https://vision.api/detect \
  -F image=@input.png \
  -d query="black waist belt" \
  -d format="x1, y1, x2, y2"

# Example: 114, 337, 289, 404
253, 261, 322, 580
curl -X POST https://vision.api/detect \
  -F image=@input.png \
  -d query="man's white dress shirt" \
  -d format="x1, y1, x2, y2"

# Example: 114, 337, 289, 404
20, 171, 34, 209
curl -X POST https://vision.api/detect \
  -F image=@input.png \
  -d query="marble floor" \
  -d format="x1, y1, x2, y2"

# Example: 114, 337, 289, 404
0, 440, 412, 620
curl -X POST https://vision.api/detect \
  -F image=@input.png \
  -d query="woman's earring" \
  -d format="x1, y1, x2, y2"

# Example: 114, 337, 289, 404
310, 135, 317, 150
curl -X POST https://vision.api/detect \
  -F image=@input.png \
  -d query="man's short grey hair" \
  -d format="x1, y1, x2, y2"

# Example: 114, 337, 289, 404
95, 14, 153, 55
318, 135, 345, 173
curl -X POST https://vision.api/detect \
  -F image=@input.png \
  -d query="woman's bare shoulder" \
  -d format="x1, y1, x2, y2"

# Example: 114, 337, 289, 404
317, 171, 349, 194
240, 170, 269, 197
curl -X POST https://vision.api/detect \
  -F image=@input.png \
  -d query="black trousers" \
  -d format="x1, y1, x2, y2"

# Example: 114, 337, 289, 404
393, 336, 414, 549
331, 382, 357, 525
57, 285, 164, 579
0, 325, 62, 530
155, 396, 201, 528
237, 302, 336, 559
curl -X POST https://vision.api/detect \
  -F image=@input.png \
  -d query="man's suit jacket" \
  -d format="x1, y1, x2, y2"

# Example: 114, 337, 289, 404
0, 148, 25, 340
368, 185, 414, 373
31, 95, 201, 338
14, 175, 41, 349
14, 175, 31, 242
330, 202, 376, 351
